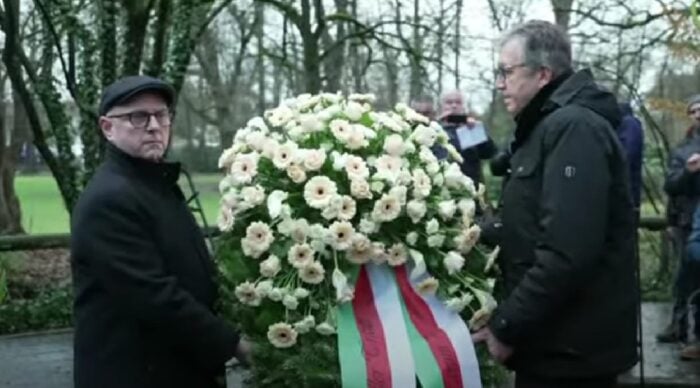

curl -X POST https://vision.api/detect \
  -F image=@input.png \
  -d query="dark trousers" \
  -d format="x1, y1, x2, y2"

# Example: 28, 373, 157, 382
670, 227, 700, 338
515, 373, 617, 388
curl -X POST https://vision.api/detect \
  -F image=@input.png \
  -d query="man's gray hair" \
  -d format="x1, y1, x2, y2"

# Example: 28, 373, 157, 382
501, 20, 573, 78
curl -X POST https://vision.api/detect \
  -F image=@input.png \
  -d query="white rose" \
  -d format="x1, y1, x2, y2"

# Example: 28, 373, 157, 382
260, 255, 281, 278
427, 234, 445, 248
444, 251, 465, 275
419, 146, 438, 164
218, 147, 237, 169
389, 186, 408, 205
412, 169, 432, 199
316, 322, 336, 336
350, 179, 373, 199
370, 180, 385, 193
433, 173, 445, 187
426, 218, 440, 235
438, 200, 457, 220
256, 280, 274, 297
268, 287, 284, 301
299, 114, 323, 133
444, 163, 466, 188
240, 185, 265, 208
359, 218, 378, 235
246, 116, 268, 132
304, 149, 327, 171
294, 287, 310, 299
287, 164, 307, 184
218, 175, 235, 194
331, 151, 348, 171
411, 124, 438, 147
406, 200, 427, 224
245, 131, 266, 151
383, 134, 406, 156
262, 138, 279, 159
345, 127, 368, 150
293, 315, 316, 334
283, 294, 299, 310
267, 190, 289, 219
445, 297, 468, 313
406, 231, 419, 246
344, 101, 365, 121
426, 161, 441, 176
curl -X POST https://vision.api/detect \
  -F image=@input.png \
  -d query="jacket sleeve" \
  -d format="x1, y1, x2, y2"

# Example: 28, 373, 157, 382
489, 115, 612, 346
72, 192, 239, 372
664, 147, 694, 196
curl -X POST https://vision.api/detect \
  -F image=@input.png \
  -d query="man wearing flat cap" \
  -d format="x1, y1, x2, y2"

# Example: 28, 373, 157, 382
71, 75, 249, 388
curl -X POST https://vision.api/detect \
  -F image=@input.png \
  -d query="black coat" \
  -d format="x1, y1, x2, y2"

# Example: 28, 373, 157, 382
71, 145, 239, 388
489, 70, 638, 378
664, 132, 700, 229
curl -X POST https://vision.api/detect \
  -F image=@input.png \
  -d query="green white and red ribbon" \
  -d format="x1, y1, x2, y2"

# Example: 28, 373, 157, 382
337, 263, 482, 388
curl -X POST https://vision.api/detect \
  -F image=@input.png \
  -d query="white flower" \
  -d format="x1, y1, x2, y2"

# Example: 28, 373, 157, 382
260, 255, 281, 277
371, 242, 389, 265
303, 149, 327, 171
287, 164, 307, 183
416, 277, 439, 295
267, 322, 298, 348
246, 116, 268, 132
294, 287, 310, 299
383, 134, 406, 156
444, 251, 465, 275
316, 322, 336, 336
309, 223, 327, 240
218, 147, 237, 169
426, 161, 441, 176
411, 124, 438, 147
347, 234, 372, 264
218, 175, 235, 194
240, 185, 265, 209
317, 104, 342, 121
445, 296, 469, 313
438, 200, 457, 220
266, 106, 294, 127
332, 268, 354, 302
465, 177, 477, 197
404, 107, 431, 125
261, 138, 280, 159
444, 143, 464, 163
485, 246, 500, 272
454, 225, 481, 254
433, 173, 445, 186
293, 315, 316, 334
273, 142, 299, 169
267, 190, 289, 219
349, 93, 376, 103
283, 294, 299, 310
374, 155, 402, 182
337, 196, 357, 221
330, 119, 352, 141
412, 169, 432, 199
406, 200, 427, 224
289, 218, 310, 243
235, 281, 261, 306
304, 176, 338, 209
242, 222, 275, 258
288, 243, 315, 269
389, 185, 408, 205
409, 249, 426, 279
459, 199, 476, 219
345, 101, 366, 121
419, 146, 438, 165
245, 131, 267, 151
252, 281, 272, 299
230, 152, 259, 186
331, 151, 348, 171
299, 114, 323, 132
328, 221, 355, 251
345, 155, 370, 180
444, 163, 466, 189
359, 218, 378, 235
406, 231, 419, 246
350, 179, 373, 199
427, 234, 445, 248
426, 218, 440, 235
371, 194, 401, 223
268, 287, 284, 301
217, 206, 235, 232
345, 127, 368, 150
387, 243, 408, 266
299, 261, 325, 284
321, 195, 343, 220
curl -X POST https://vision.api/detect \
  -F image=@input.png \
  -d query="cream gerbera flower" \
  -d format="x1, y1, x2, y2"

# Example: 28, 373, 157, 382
387, 243, 408, 266
240, 185, 265, 209
374, 155, 402, 181
303, 149, 327, 171
230, 152, 259, 186
412, 168, 432, 199
347, 234, 372, 264
242, 222, 274, 258
299, 261, 325, 284
330, 119, 352, 141
371, 193, 401, 222
337, 196, 357, 221
235, 281, 261, 306
272, 141, 299, 169
304, 176, 338, 209
267, 322, 298, 348
287, 164, 307, 183
288, 243, 315, 269
217, 206, 234, 232
345, 155, 370, 180
416, 277, 439, 295
328, 221, 355, 251
350, 179, 373, 199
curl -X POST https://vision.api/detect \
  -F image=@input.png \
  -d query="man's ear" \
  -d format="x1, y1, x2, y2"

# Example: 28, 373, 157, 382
99, 117, 113, 140
537, 67, 554, 88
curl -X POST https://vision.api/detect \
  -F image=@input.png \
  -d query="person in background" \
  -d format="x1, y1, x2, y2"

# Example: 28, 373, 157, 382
617, 102, 644, 212
409, 95, 437, 122
661, 94, 700, 360
435, 90, 497, 184
71, 75, 250, 388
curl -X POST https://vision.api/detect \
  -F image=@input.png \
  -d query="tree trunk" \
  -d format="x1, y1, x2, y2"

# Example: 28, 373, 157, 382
550, 0, 574, 31
454, 0, 463, 89
300, 0, 322, 93
409, 0, 422, 100
100, 0, 118, 86
121, 0, 155, 75
146, 0, 172, 77
256, 2, 266, 114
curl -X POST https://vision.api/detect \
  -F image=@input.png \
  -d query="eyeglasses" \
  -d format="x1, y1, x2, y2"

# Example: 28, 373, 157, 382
107, 109, 173, 129
495, 63, 528, 81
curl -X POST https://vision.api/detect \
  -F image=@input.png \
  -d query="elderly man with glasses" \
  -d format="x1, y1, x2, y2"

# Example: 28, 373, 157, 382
70, 75, 250, 388
471, 20, 638, 388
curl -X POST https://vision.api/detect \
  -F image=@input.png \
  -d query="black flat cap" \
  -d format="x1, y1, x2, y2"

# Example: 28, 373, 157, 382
99, 75, 175, 116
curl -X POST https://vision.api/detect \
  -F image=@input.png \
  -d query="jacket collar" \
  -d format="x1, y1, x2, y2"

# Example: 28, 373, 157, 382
105, 143, 181, 186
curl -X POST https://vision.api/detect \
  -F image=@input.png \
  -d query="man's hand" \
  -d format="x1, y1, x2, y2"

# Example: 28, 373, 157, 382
235, 337, 253, 367
686, 153, 700, 173
472, 327, 513, 363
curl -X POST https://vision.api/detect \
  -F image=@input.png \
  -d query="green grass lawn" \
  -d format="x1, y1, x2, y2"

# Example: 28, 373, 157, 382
15, 173, 223, 234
